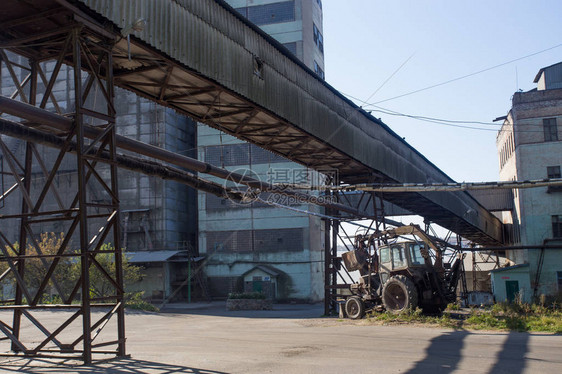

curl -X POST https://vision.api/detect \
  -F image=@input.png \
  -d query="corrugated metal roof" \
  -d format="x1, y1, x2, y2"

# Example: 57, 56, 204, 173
534, 61, 562, 83
67, 0, 503, 245
243, 265, 281, 277
490, 263, 529, 273
126, 250, 186, 263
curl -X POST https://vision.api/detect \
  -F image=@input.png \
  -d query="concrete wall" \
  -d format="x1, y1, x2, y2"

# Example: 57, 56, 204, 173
197, 0, 325, 301
496, 72, 562, 299
198, 126, 325, 301
491, 266, 532, 303
127, 264, 167, 300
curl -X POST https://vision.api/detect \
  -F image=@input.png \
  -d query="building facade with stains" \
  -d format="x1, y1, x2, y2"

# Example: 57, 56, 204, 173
495, 62, 562, 302
198, 0, 327, 301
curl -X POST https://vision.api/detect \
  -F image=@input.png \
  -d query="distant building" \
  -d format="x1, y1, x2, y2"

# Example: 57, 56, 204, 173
495, 62, 562, 302
198, 0, 326, 301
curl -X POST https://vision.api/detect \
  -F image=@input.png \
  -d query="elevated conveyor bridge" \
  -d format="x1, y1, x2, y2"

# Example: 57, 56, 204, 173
0, 0, 504, 362
1, 0, 503, 245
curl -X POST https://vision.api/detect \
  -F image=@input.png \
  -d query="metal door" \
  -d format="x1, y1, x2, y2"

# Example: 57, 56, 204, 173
505, 280, 519, 302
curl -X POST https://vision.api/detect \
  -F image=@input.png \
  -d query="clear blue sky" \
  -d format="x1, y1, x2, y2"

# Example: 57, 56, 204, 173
322, 0, 562, 182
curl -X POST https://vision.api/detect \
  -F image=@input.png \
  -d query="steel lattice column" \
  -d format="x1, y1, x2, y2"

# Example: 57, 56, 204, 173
0, 20, 125, 363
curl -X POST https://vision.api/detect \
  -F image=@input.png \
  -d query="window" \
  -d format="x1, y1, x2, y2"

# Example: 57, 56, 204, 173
409, 243, 425, 265
204, 144, 250, 166
547, 166, 561, 179
237, 1, 295, 26
316, 0, 322, 9
313, 23, 324, 54
547, 166, 562, 193
206, 230, 252, 253
553, 215, 562, 238
380, 247, 390, 263
282, 42, 297, 55
254, 228, 303, 252
250, 144, 287, 164
558, 272, 562, 296
205, 229, 303, 253
313, 61, 325, 80
391, 244, 407, 269
543, 118, 559, 142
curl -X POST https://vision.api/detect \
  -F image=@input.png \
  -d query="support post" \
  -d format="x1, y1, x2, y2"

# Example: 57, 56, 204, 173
0, 20, 124, 363
323, 216, 331, 316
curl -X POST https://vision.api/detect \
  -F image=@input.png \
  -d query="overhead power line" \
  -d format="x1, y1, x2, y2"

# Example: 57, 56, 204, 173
370, 42, 562, 105
343, 92, 555, 133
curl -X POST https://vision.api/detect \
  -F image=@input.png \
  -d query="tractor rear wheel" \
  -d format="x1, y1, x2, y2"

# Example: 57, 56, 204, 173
382, 275, 418, 313
345, 296, 365, 319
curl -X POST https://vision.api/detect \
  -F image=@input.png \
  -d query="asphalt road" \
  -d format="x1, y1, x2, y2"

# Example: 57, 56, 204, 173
0, 302, 561, 373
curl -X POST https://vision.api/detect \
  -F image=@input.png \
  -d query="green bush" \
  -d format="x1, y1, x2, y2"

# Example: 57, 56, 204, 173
446, 302, 461, 311
125, 291, 159, 312
227, 292, 266, 300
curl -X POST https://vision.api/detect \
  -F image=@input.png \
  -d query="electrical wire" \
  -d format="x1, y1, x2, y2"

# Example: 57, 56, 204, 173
370, 42, 562, 105
342, 92, 555, 133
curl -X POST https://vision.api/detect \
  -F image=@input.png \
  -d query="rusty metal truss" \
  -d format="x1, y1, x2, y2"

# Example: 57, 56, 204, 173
0, 11, 124, 363
322, 173, 390, 315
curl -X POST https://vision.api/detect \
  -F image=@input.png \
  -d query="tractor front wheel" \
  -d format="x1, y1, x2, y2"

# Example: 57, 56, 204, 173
382, 275, 418, 314
345, 296, 365, 319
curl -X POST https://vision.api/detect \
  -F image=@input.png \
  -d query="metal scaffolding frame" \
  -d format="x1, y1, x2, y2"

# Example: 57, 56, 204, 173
322, 177, 389, 316
0, 21, 124, 363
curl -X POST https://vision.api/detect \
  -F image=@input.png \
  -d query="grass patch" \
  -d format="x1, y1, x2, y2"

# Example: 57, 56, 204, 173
364, 302, 562, 333
367, 308, 461, 329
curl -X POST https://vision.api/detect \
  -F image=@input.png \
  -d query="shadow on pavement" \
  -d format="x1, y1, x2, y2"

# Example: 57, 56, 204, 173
0, 357, 229, 374
405, 329, 532, 373
489, 331, 529, 374
405, 330, 470, 373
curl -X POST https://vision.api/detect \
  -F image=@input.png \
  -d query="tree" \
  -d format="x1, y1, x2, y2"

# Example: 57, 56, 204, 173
82, 243, 142, 299
0, 233, 142, 303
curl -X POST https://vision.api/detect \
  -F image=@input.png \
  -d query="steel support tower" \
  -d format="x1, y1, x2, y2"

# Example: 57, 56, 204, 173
0, 19, 125, 363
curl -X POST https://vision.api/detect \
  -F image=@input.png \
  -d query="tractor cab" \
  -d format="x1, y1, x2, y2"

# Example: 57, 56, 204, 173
378, 241, 427, 282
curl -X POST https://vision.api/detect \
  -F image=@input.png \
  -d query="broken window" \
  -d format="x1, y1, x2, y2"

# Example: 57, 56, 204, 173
253, 56, 264, 79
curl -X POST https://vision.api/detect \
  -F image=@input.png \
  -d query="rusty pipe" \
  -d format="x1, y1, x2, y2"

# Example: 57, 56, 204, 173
0, 97, 372, 217
0, 117, 242, 200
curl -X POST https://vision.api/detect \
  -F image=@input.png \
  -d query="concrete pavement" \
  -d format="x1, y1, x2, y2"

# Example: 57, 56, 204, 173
0, 302, 561, 373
